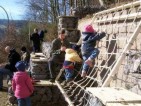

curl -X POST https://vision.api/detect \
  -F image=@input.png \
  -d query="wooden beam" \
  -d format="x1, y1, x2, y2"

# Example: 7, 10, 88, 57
94, 1, 141, 15
95, 12, 141, 23
55, 81, 74, 106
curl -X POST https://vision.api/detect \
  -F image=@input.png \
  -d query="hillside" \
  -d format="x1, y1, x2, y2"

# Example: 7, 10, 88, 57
0, 19, 27, 37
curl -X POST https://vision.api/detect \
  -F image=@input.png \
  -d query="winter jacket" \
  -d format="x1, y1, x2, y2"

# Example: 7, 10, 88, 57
12, 72, 34, 99
30, 33, 40, 45
39, 30, 44, 41
81, 32, 106, 55
5, 49, 21, 72
50, 38, 70, 59
63, 49, 82, 69
21, 51, 30, 65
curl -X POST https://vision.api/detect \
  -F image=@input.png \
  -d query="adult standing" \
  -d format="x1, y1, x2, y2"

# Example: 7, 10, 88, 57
0, 46, 21, 90
48, 29, 70, 82
39, 29, 47, 51
39, 29, 47, 42
30, 28, 40, 52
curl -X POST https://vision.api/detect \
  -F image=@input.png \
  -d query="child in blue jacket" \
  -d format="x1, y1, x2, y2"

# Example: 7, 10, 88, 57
81, 24, 106, 77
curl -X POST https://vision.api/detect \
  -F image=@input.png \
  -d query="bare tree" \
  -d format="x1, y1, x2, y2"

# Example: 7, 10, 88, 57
24, 0, 106, 24
25, 0, 73, 22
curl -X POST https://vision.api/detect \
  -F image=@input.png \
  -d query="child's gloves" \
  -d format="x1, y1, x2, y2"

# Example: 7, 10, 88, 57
72, 44, 81, 51
61, 46, 66, 51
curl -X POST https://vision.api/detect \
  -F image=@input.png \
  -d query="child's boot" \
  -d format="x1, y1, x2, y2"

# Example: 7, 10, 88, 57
81, 71, 87, 77
85, 59, 93, 67
61, 79, 72, 87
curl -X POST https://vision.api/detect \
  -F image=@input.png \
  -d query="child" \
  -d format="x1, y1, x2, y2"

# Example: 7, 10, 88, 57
63, 47, 82, 83
81, 24, 106, 77
21, 46, 30, 69
12, 61, 34, 106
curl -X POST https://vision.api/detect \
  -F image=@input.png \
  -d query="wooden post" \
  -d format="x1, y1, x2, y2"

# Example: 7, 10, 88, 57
99, 0, 104, 6
55, 81, 74, 106
75, 0, 77, 8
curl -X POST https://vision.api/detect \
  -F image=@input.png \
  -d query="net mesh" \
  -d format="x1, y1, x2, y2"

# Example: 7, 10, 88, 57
56, 1, 141, 106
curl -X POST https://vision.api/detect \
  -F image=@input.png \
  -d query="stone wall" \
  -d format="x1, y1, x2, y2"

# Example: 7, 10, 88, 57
78, 5, 141, 95
31, 86, 67, 106
30, 53, 67, 106
8, 53, 68, 106
8, 84, 67, 106
58, 16, 80, 43
71, 6, 105, 19
30, 53, 49, 80
42, 42, 51, 59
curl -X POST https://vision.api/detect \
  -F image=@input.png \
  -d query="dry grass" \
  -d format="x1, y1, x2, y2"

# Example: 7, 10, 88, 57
0, 80, 10, 106
0, 24, 30, 63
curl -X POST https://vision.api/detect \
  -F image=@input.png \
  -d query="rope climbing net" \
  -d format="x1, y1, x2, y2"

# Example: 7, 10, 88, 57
56, 1, 141, 106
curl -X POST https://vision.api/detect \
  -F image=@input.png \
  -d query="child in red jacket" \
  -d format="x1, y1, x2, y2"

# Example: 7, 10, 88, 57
12, 61, 34, 106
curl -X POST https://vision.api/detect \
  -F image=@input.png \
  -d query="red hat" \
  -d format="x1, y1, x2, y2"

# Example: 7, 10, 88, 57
83, 25, 95, 33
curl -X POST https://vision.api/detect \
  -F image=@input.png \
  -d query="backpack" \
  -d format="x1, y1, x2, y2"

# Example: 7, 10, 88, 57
8, 86, 17, 105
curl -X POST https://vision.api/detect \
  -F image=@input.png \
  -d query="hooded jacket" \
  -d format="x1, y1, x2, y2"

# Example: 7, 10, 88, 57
30, 32, 40, 45
21, 51, 30, 64
63, 49, 82, 69
81, 32, 106, 55
12, 72, 34, 99
5, 49, 21, 72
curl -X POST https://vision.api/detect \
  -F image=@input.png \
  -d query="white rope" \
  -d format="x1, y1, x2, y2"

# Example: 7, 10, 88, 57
56, 1, 141, 106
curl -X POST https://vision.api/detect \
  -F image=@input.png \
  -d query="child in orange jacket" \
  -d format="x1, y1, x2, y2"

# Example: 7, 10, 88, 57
63, 48, 82, 82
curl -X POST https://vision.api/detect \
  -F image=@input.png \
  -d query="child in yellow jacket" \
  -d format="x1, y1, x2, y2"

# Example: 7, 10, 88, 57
63, 48, 82, 82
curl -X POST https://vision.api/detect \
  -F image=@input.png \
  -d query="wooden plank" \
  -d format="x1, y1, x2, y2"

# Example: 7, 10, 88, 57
34, 53, 45, 56
86, 87, 141, 105
31, 53, 46, 58
33, 80, 56, 86
31, 58, 48, 62
8, 80, 56, 87
56, 81, 74, 106
106, 103, 141, 106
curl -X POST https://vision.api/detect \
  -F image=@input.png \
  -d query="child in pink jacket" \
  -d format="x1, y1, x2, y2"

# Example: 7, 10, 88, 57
12, 61, 34, 106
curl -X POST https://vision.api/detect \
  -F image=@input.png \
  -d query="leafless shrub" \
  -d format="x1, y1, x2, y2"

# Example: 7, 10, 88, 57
0, 23, 29, 63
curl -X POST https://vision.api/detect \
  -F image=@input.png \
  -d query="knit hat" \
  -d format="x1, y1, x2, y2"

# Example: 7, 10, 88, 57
15, 61, 26, 71
83, 24, 95, 33
21, 46, 26, 52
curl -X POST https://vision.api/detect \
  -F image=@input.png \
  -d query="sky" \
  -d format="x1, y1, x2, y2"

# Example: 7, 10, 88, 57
0, 0, 26, 20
